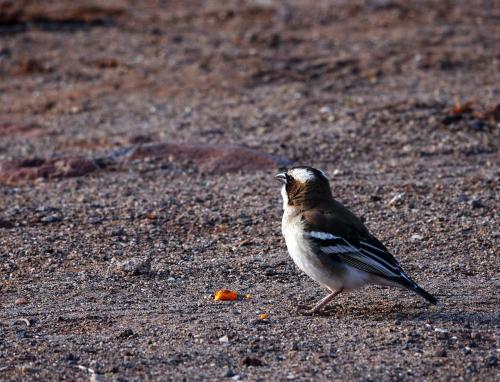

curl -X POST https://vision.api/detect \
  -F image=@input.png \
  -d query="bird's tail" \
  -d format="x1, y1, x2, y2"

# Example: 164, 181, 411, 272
399, 273, 438, 305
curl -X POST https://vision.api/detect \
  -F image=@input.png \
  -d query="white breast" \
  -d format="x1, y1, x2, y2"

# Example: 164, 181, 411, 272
280, 189, 370, 291
281, 205, 344, 290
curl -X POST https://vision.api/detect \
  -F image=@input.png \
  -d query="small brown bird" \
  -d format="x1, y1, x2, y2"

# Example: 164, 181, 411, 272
276, 166, 437, 315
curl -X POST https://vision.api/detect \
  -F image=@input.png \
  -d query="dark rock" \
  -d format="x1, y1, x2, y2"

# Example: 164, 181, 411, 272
116, 257, 151, 275
441, 114, 462, 125
482, 103, 500, 122
468, 120, 489, 131
485, 356, 498, 368
470, 198, 483, 208
224, 367, 236, 378
65, 353, 79, 363
126, 134, 154, 144
0, 219, 14, 228
16, 330, 28, 340
435, 348, 447, 357
241, 356, 264, 367
265, 269, 278, 276
118, 329, 134, 339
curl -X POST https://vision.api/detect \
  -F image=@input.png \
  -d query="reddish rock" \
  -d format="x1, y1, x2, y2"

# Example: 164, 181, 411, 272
15, 297, 28, 305
0, 0, 126, 23
479, 103, 500, 123
0, 122, 43, 137
14, 58, 49, 75
125, 134, 154, 145
0, 156, 99, 184
128, 143, 292, 174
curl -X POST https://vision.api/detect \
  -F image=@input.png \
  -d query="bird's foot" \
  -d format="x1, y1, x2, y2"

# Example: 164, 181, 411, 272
295, 303, 319, 316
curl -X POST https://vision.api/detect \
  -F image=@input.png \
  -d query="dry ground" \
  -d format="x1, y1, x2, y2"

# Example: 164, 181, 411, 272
0, 1, 499, 381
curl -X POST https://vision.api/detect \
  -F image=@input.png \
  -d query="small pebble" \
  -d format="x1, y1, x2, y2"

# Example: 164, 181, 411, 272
15, 297, 27, 305
435, 348, 447, 357
470, 198, 483, 208
224, 367, 235, 378
389, 192, 405, 207
40, 215, 62, 223
434, 328, 448, 334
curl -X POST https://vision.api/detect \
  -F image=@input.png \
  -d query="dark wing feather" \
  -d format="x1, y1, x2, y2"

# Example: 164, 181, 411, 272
303, 208, 406, 281
302, 203, 438, 304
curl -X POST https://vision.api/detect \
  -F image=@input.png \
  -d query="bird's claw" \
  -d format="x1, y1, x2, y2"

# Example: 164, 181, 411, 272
295, 303, 318, 316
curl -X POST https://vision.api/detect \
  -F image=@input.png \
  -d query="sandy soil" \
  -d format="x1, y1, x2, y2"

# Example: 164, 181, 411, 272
0, 1, 499, 380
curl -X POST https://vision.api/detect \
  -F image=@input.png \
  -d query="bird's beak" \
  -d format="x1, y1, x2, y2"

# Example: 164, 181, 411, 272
275, 172, 287, 184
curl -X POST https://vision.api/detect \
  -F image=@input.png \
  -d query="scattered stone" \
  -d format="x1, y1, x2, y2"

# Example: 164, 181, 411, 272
219, 335, 229, 344
388, 192, 405, 207
224, 367, 236, 378
434, 328, 448, 333
16, 330, 28, 340
15, 58, 49, 75
241, 356, 264, 367
118, 329, 134, 339
40, 214, 63, 224
115, 257, 151, 275
435, 348, 447, 357
65, 353, 79, 363
485, 355, 498, 368
469, 198, 483, 208
15, 297, 27, 305
0, 219, 14, 228
411, 234, 423, 242
481, 103, 500, 123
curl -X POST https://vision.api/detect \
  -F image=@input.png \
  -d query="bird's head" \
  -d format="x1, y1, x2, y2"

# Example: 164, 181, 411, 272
275, 166, 332, 209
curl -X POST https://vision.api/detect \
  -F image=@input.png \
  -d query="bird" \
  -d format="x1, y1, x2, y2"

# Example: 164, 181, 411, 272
275, 166, 437, 315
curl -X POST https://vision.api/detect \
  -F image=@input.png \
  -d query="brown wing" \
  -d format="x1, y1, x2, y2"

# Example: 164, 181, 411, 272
302, 202, 407, 281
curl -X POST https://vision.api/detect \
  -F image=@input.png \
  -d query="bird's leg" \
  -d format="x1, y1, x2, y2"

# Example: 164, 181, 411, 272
297, 288, 343, 315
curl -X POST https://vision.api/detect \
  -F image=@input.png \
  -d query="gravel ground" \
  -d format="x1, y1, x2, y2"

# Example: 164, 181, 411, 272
0, 1, 499, 381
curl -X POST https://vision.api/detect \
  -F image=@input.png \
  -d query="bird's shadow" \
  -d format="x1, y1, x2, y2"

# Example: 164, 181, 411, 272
308, 303, 496, 327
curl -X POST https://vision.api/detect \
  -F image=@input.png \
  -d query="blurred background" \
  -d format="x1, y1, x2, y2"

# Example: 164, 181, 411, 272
1, 0, 498, 166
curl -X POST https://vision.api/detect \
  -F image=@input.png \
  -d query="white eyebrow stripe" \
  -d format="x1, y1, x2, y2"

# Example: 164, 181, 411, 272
289, 168, 315, 182
308, 231, 342, 240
